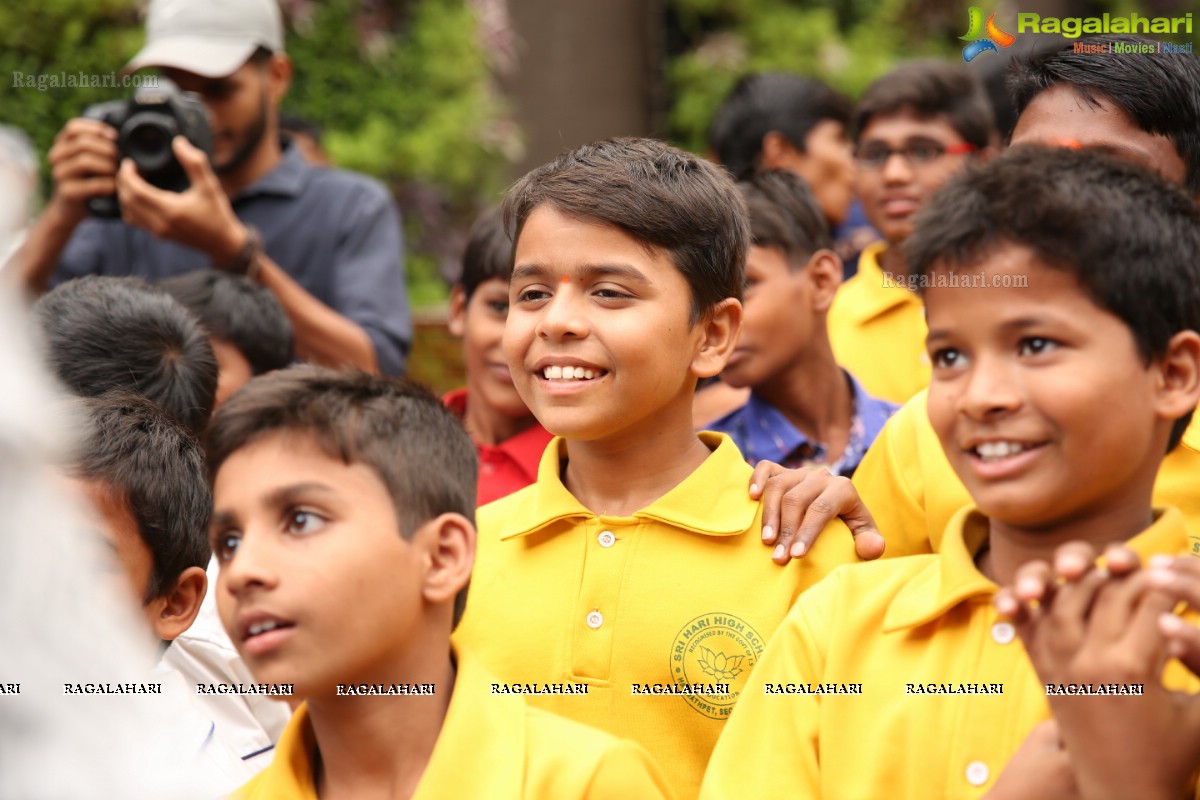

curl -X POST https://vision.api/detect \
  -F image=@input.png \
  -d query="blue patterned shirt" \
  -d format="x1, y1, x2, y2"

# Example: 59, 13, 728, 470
705, 371, 898, 477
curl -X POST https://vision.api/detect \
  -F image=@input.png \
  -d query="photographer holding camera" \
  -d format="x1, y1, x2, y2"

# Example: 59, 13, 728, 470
13, 0, 410, 376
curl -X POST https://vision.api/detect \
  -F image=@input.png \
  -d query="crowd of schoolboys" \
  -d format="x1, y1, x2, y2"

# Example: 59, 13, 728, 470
5, 1, 1200, 796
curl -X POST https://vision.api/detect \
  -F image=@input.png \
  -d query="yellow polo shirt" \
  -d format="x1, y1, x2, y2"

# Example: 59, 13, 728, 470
232, 647, 673, 799
828, 241, 930, 404
700, 506, 1200, 799
454, 432, 859, 799
853, 388, 1200, 553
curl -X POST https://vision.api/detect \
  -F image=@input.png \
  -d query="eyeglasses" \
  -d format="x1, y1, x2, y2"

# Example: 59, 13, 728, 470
854, 140, 978, 169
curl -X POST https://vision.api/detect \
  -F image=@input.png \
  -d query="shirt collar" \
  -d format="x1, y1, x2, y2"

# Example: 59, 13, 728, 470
499, 431, 758, 540
1183, 416, 1200, 453
246, 647, 526, 800
884, 505, 1193, 633
414, 647, 525, 799
232, 139, 311, 203
846, 241, 924, 325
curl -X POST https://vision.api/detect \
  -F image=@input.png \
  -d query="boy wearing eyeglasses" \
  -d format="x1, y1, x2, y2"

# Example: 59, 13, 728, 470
828, 60, 996, 404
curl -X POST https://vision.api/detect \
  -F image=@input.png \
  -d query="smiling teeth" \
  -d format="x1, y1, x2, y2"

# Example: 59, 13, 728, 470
543, 366, 598, 380
975, 441, 1031, 461
248, 620, 282, 637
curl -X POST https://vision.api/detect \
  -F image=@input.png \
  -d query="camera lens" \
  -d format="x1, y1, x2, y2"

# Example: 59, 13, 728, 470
120, 113, 179, 175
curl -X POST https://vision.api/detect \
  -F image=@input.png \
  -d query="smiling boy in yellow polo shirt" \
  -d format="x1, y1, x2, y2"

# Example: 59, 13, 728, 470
701, 149, 1200, 799
206, 367, 672, 800
453, 138, 863, 799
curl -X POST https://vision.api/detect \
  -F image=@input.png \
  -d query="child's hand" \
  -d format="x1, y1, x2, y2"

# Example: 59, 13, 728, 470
748, 461, 884, 564
983, 720, 1080, 800
1149, 555, 1200, 676
996, 542, 1200, 800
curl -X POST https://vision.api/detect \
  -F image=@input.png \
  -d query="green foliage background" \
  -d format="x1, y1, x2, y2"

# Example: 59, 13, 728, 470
667, 0, 955, 153
0, 0, 510, 308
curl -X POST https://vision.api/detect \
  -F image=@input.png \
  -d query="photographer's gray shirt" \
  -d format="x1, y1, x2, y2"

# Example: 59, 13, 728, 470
53, 142, 411, 375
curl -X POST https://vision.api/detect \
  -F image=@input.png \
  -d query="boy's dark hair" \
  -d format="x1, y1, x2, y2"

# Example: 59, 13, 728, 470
33, 276, 217, 438
70, 391, 212, 602
906, 147, 1200, 451
205, 365, 478, 626
854, 60, 996, 150
278, 112, 323, 144
738, 170, 832, 267
504, 137, 750, 324
1007, 35, 1200, 195
459, 206, 511, 301
157, 271, 294, 376
709, 73, 852, 180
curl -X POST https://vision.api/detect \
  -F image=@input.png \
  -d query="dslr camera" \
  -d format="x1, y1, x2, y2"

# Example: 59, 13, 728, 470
82, 78, 213, 218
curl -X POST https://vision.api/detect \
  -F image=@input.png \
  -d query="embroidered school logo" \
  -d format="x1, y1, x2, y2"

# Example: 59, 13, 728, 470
960, 7, 1015, 62
671, 613, 766, 720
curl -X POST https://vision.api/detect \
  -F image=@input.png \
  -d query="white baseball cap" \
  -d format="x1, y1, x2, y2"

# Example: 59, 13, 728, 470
124, 0, 284, 79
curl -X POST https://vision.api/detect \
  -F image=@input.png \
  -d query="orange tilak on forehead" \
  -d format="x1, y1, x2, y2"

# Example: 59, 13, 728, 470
560, 274, 571, 283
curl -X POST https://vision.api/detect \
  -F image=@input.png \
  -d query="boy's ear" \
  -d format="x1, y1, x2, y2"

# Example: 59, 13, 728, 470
448, 285, 467, 337
419, 512, 475, 608
804, 249, 843, 313
147, 566, 207, 642
691, 298, 742, 380
1154, 330, 1200, 422
759, 131, 799, 172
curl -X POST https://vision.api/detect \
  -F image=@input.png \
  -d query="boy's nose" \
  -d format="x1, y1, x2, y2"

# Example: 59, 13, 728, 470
537, 292, 590, 340
219, 531, 279, 598
957, 358, 1023, 420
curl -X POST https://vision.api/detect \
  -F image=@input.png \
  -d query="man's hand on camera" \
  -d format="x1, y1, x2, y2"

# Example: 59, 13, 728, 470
47, 119, 119, 222
116, 136, 246, 266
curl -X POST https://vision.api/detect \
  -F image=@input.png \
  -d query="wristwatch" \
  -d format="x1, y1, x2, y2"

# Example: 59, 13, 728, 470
224, 226, 264, 282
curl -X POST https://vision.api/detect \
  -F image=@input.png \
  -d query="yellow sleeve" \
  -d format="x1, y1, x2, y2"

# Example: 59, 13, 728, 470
698, 572, 841, 800
583, 739, 676, 800
852, 391, 936, 556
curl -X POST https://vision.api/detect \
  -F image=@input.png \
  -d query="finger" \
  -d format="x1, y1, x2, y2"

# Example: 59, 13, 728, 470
52, 153, 119, 184
1052, 541, 1101, 582
758, 467, 822, 561
749, 460, 784, 541
1160, 613, 1200, 676
1088, 571, 1160, 645
772, 474, 828, 560
1110, 582, 1174, 675
48, 136, 118, 169
56, 176, 117, 204
791, 475, 883, 561
994, 586, 1033, 623
55, 118, 118, 145
1098, 543, 1141, 577
1012, 559, 1057, 607
172, 136, 216, 188
1045, 565, 1109, 654
1148, 555, 1200, 608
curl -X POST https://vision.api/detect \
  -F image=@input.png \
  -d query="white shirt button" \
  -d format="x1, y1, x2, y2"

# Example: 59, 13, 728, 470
965, 761, 989, 786
991, 621, 1016, 645
586, 611, 604, 629
598, 531, 615, 548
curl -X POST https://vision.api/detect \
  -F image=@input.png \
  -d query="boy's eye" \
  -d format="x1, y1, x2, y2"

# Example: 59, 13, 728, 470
594, 287, 632, 300
515, 288, 549, 304
286, 509, 325, 535
1019, 337, 1057, 356
931, 347, 966, 369
213, 532, 241, 562
487, 300, 509, 316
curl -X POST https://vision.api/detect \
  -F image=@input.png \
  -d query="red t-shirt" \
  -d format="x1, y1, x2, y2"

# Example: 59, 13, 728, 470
443, 388, 554, 506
